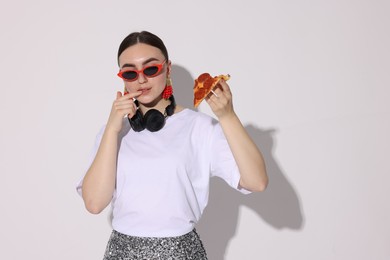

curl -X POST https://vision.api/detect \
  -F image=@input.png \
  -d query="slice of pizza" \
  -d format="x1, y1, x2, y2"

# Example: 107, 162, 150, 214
193, 73, 230, 107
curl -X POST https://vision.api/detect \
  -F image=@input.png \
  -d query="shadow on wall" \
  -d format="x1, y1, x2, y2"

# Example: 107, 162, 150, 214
170, 64, 197, 110
172, 65, 305, 260
198, 127, 305, 260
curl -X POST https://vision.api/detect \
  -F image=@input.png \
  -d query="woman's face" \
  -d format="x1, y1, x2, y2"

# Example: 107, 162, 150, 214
118, 43, 170, 105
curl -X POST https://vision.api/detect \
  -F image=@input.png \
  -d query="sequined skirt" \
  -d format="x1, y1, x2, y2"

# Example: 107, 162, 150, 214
103, 229, 208, 260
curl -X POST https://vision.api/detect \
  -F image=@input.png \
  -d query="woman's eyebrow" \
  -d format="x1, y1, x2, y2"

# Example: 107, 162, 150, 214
121, 57, 160, 69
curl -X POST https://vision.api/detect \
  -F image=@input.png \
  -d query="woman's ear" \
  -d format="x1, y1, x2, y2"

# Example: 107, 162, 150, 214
166, 60, 172, 77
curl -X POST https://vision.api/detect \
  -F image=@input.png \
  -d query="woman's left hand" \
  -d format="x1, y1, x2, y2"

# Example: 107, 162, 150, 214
206, 80, 235, 120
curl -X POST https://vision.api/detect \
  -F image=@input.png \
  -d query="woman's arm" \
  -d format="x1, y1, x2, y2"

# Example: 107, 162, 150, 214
206, 81, 268, 192
81, 91, 140, 214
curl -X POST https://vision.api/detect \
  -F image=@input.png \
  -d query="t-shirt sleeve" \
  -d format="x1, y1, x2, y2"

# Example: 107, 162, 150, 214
75, 126, 105, 197
209, 123, 251, 194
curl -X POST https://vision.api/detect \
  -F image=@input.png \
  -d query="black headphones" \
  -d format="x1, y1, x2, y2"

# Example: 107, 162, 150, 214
128, 95, 176, 132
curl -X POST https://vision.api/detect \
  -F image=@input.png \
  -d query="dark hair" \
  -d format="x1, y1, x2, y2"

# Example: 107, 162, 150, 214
117, 31, 169, 65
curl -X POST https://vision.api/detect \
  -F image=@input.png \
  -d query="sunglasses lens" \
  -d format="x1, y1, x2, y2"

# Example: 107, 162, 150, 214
143, 66, 159, 76
122, 71, 138, 80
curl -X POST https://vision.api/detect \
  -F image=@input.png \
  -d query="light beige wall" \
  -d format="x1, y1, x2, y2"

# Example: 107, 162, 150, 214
1, 0, 389, 259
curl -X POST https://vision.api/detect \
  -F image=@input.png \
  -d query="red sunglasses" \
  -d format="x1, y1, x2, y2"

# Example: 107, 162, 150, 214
117, 60, 167, 81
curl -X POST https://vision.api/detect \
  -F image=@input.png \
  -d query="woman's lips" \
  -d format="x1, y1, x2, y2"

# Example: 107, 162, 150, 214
139, 88, 151, 95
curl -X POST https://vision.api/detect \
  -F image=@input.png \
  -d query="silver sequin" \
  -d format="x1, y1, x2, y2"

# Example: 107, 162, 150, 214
103, 229, 208, 260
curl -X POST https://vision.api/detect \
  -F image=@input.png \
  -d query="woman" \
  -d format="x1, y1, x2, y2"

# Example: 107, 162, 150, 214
77, 31, 268, 259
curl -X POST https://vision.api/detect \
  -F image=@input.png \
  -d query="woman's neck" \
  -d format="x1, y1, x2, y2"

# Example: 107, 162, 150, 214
139, 97, 171, 115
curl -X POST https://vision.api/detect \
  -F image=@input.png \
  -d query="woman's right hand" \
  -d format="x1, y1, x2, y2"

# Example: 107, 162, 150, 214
106, 91, 141, 133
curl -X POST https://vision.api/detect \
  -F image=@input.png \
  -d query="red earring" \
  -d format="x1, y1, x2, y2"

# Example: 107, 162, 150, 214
162, 78, 173, 99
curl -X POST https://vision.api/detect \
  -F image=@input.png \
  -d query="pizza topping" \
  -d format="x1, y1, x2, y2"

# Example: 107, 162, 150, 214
193, 73, 230, 107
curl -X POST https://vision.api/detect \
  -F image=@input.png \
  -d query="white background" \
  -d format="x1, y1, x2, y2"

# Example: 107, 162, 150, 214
1, 1, 389, 259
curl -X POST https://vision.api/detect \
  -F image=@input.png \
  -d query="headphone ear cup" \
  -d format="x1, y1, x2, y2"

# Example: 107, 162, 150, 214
144, 109, 166, 132
128, 109, 146, 132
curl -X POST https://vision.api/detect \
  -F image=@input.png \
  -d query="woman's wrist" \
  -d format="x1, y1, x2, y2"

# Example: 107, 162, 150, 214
104, 125, 122, 136
218, 111, 238, 125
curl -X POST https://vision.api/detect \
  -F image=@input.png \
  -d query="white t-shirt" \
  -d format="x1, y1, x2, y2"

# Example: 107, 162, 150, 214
77, 109, 249, 237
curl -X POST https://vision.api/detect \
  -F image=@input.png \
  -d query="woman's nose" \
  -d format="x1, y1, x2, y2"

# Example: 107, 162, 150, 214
138, 72, 147, 84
